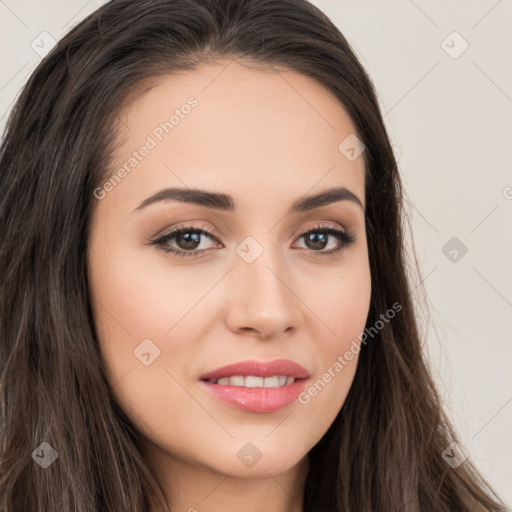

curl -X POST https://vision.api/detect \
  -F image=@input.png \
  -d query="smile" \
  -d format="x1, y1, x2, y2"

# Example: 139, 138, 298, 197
207, 375, 296, 387
199, 359, 309, 413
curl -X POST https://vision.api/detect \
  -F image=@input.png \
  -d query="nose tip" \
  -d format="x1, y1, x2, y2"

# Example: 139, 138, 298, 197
240, 324, 294, 340
225, 257, 302, 341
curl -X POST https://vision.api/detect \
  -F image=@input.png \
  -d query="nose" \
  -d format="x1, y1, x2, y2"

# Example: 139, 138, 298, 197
224, 247, 303, 341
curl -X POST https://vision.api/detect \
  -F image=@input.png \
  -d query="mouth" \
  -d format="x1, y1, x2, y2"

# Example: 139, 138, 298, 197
199, 359, 310, 413
199, 358, 309, 381
203, 375, 299, 387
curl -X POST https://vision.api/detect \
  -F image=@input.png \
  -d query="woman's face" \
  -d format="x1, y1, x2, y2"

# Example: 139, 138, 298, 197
88, 59, 371, 481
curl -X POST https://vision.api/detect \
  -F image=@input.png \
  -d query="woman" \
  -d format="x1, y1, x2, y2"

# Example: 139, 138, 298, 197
0, 0, 507, 510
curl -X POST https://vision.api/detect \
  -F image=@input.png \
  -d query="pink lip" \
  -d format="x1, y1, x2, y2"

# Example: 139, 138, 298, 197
199, 359, 309, 381
199, 359, 310, 413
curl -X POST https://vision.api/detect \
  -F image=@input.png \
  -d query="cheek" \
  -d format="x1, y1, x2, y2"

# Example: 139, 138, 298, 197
88, 244, 216, 453
87, 230, 183, 385
306, 250, 372, 347
89, 240, 211, 341
296, 254, 371, 420
88, 237, 228, 418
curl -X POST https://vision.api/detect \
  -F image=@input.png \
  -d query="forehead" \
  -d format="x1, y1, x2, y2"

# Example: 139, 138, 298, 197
104, 59, 365, 213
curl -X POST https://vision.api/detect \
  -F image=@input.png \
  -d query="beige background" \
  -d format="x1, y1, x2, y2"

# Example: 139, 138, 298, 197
1, 0, 511, 504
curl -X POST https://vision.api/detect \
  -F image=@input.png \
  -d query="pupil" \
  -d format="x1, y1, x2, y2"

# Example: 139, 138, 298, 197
306, 233, 327, 250
177, 232, 200, 250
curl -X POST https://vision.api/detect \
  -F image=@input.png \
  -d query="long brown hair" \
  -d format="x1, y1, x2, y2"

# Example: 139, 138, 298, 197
0, 0, 507, 510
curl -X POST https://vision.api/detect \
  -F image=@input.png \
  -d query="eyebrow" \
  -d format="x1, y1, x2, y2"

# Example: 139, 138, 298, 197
131, 186, 364, 214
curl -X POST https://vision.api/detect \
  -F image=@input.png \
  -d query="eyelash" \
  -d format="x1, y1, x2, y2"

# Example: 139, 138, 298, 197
149, 223, 356, 259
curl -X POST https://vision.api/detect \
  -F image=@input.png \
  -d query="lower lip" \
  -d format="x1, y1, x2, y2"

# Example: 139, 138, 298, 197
199, 379, 308, 413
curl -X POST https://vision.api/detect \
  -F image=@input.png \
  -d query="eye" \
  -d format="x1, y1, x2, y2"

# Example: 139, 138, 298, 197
293, 223, 356, 256
149, 222, 356, 259
149, 224, 221, 259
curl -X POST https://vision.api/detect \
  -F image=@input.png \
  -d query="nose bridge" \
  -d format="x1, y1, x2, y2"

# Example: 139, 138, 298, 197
238, 239, 291, 306
226, 236, 301, 338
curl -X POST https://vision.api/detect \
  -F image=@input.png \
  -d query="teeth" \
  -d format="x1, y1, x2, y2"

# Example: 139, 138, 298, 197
263, 376, 278, 387
229, 375, 245, 386
245, 376, 263, 387
213, 375, 295, 388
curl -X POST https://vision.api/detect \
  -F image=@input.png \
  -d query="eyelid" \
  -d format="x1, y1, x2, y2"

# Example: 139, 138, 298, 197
149, 222, 222, 247
296, 220, 347, 236
151, 219, 348, 241
149, 220, 355, 258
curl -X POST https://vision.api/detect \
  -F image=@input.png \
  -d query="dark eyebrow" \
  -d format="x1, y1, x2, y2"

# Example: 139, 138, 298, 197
131, 186, 364, 214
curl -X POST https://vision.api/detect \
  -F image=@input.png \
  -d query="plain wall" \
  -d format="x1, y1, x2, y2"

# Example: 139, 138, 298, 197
1, 0, 511, 505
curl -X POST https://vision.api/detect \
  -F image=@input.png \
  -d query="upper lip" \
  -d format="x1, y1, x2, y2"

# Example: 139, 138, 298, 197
200, 359, 310, 381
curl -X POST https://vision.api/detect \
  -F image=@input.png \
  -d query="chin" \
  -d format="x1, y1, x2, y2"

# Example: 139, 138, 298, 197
201, 434, 311, 477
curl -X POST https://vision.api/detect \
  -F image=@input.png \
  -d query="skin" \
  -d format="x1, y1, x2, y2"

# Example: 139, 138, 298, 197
88, 58, 371, 512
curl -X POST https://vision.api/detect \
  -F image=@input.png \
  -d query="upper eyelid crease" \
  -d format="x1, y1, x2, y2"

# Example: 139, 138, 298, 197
131, 186, 364, 214
150, 223, 356, 257
151, 220, 351, 244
